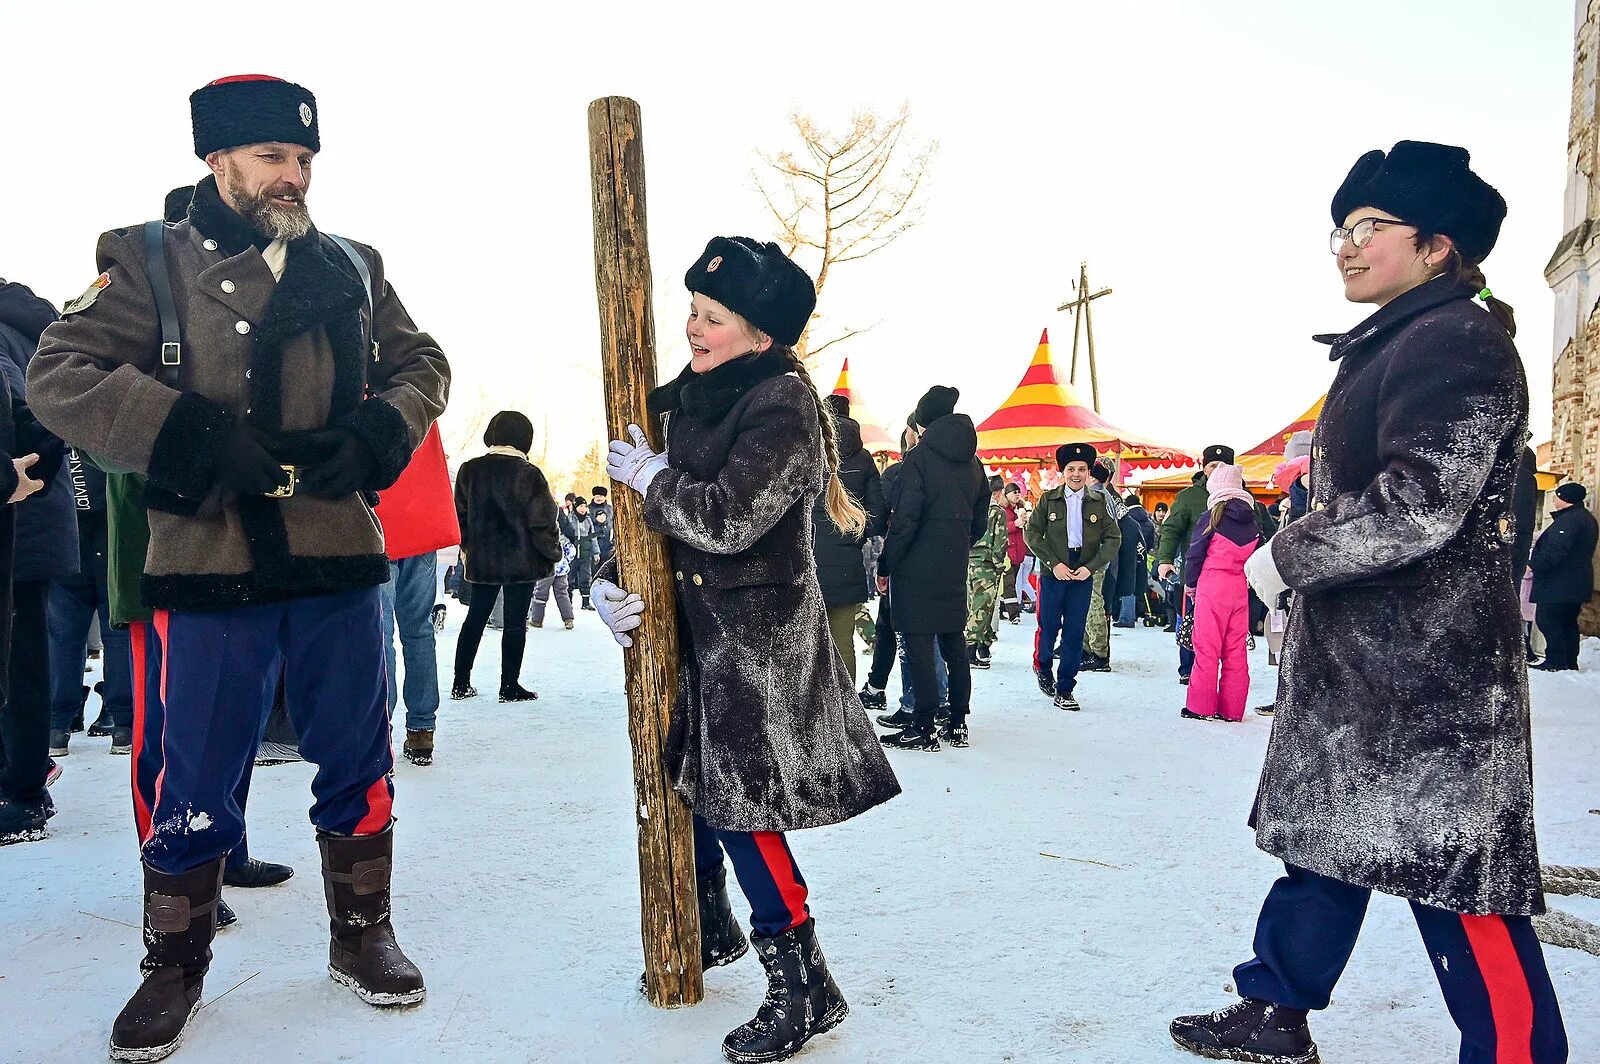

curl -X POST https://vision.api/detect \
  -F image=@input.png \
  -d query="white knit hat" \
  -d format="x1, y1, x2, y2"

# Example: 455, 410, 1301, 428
1207, 463, 1255, 509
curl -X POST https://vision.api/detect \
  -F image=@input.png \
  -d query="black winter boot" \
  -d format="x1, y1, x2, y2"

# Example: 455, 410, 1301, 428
109, 857, 225, 1062
318, 826, 426, 1007
1169, 998, 1318, 1063
722, 918, 848, 1063
699, 865, 750, 967
638, 864, 750, 996
223, 857, 294, 888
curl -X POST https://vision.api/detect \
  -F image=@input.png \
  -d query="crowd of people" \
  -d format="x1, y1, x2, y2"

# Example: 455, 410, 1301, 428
0, 70, 1596, 1064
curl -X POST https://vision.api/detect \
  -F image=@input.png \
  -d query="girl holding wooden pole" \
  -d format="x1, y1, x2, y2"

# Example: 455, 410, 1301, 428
596, 237, 900, 1063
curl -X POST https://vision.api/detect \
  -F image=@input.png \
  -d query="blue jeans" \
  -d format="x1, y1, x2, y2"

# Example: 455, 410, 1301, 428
896, 634, 947, 710
1116, 594, 1138, 626
378, 552, 441, 732
47, 578, 133, 730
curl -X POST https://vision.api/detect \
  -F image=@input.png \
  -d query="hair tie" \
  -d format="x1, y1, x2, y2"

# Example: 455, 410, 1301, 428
1478, 287, 1493, 302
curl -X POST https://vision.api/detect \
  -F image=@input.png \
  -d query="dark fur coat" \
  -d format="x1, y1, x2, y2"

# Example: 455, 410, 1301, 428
454, 452, 560, 585
600, 350, 900, 833
1256, 278, 1542, 915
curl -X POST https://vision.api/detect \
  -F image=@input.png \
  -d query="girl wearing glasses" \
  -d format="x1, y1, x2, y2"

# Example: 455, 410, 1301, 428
1170, 142, 1568, 1063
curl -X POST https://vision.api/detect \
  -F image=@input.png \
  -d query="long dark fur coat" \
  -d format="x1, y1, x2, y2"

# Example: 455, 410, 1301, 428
600, 349, 900, 832
1256, 277, 1542, 915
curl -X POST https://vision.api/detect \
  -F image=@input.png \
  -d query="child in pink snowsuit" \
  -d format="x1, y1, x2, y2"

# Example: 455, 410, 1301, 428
1182, 464, 1262, 722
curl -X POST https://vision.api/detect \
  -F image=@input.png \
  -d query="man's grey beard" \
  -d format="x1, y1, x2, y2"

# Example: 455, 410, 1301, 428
225, 183, 313, 241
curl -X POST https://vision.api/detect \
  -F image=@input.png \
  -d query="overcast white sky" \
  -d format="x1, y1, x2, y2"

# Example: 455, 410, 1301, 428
0, 1, 1575, 475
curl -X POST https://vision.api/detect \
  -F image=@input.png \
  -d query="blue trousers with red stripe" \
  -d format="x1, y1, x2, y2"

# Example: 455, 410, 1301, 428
693, 814, 810, 938
129, 620, 275, 871
1034, 565, 1092, 696
1236, 863, 1567, 1063
137, 587, 395, 875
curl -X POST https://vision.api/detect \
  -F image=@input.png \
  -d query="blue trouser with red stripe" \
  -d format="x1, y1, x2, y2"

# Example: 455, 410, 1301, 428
1034, 562, 1092, 696
135, 588, 395, 875
1236, 863, 1567, 1063
693, 814, 810, 938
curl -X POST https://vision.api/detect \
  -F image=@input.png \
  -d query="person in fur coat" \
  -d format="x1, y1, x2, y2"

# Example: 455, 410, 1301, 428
1171, 142, 1568, 1064
597, 237, 900, 1064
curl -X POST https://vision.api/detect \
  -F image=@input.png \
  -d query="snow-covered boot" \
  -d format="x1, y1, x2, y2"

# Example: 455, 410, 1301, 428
967, 644, 989, 670
857, 684, 886, 710
109, 857, 225, 1062
498, 683, 539, 703
1035, 666, 1056, 696
638, 864, 750, 996
1169, 998, 1318, 1063
318, 826, 426, 1007
699, 865, 749, 967
879, 726, 940, 752
721, 918, 848, 1063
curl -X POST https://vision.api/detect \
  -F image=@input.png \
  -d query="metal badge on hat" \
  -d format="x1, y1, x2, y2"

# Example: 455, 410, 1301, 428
299, 102, 313, 127
706, 256, 722, 273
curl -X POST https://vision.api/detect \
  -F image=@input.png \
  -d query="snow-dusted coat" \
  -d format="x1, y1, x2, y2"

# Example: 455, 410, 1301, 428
602, 349, 900, 833
1255, 277, 1542, 915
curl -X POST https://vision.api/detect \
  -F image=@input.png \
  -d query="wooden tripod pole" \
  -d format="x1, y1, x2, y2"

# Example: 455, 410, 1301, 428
1084, 269, 1100, 412
1068, 261, 1086, 385
587, 95, 704, 1009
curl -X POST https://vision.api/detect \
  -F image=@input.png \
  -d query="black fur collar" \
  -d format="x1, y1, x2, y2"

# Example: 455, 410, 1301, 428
189, 175, 273, 255
647, 348, 791, 424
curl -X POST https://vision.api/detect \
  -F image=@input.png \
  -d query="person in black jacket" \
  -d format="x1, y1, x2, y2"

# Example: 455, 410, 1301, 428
45, 451, 135, 757
0, 278, 70, 846
1114, 495, 1154, 627
812, 394, 887, 684
451, 411, 561, 702
1529, 482, 1597, 672
877, 385, 987, 751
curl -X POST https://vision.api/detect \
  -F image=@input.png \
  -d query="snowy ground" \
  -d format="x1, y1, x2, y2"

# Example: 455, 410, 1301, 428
3, 604, 1597, 1064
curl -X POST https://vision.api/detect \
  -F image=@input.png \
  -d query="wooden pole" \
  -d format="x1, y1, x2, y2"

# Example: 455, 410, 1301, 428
1084, 266, 1101, 413
587, 96, 703, 1009
1068, 265, 1086, 386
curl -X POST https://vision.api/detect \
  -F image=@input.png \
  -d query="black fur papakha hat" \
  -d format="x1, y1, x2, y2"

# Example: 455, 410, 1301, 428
1202, 444, 1235, 466
191, 75, 320, 159
825, 394, 850, 421
914, 385, 959, 428
1331, 141, 1506, 263
1056, 443, 1098, 470
685, 237, 815, 346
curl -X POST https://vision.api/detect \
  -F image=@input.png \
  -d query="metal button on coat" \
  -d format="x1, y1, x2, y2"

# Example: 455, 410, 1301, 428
220, 280, 236, 294
692, 574, 703, 586
245, 370, 252, 379
203, 239, 218, 251
1313, 502, 1326, 511
674, 571, 683, 581
235, 321, 251, 334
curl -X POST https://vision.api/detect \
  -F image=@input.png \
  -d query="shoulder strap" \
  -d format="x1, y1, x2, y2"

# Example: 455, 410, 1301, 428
325, 234, 379, 392
325, 234, 374, 322
143, 221, 183, 390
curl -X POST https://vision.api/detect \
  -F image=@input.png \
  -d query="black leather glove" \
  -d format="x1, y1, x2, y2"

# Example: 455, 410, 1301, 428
297, 429, 377, 498
217, 423, 290, 496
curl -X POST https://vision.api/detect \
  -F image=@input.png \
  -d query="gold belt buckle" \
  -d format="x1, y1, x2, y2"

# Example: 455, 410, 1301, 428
265, 465, 297, 499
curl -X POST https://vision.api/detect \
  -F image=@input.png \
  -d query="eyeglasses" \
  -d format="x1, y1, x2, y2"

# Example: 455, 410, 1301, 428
1329, 216, 1415, 256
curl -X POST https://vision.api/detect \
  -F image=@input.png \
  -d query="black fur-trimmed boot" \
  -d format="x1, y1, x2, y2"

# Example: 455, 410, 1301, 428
721, 918, 848, 1063
1169, 998, 1319, 1063
109, 857, 225, 1062
318, 825, 426, 1007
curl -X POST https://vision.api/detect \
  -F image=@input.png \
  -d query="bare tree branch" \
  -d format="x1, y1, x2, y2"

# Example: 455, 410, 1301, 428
754, 104, 935, 368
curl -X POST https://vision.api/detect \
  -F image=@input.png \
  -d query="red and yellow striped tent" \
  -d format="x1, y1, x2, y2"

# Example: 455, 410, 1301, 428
830, 357, 898, 455
975, 329, 1193, 473
1138, 394, 1325, 510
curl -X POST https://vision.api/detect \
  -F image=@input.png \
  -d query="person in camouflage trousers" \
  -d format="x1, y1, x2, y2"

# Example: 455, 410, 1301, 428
965, 476, 1010, 669
1081, 461, 1126, 671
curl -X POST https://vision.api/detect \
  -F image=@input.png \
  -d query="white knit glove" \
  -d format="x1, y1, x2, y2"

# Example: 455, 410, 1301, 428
1244, 541, 1290, 603
606, 425, 669, 497
592, 578, 645, 648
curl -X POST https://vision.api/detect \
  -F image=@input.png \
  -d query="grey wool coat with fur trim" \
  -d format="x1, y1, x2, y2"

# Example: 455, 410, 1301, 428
27, 177, 448, 611
598, 350, 900, 833
1254, 277, 1542, 916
